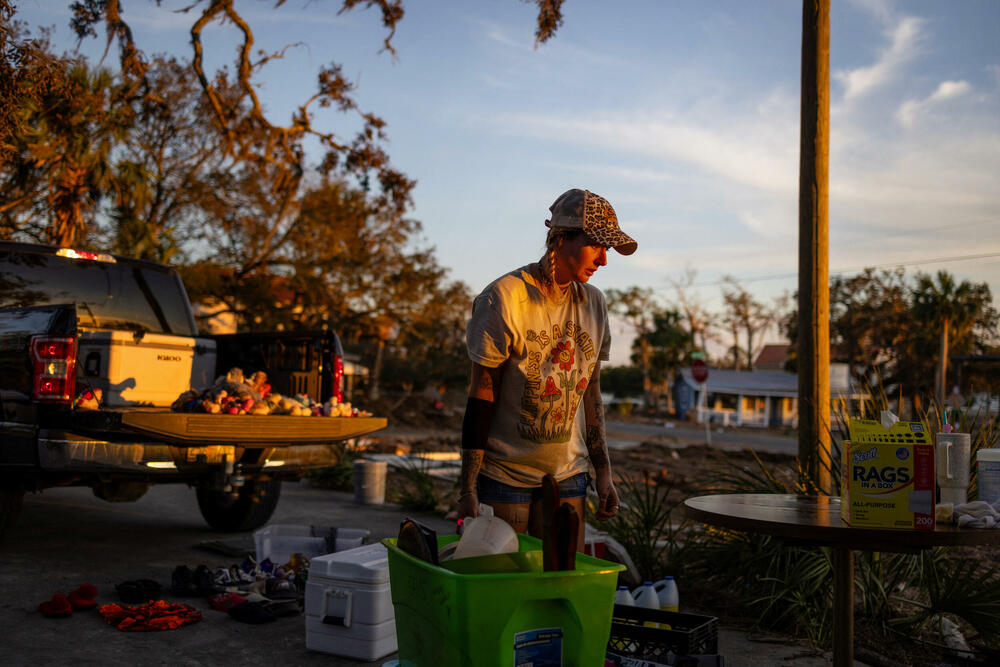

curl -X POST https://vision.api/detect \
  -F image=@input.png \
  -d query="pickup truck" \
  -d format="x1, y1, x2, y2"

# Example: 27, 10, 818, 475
0, 241, 386, 537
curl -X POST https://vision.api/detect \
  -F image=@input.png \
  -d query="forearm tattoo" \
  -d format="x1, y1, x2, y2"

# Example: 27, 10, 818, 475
586, 425, 610, 470
460, 449, 484, 493
584, 371, 611, 471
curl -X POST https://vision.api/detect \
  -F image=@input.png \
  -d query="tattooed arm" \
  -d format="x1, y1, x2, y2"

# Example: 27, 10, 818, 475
459, 362, 502, 518
583, 361, 619, 520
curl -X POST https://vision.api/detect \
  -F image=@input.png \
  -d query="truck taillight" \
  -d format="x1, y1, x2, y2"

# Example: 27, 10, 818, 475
31, 336, 77, 402
332, 354, 344, 404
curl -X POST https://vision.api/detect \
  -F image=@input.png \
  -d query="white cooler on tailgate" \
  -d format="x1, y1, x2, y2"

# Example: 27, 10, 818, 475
77, 331, 216, 407
305, 543, 396, 660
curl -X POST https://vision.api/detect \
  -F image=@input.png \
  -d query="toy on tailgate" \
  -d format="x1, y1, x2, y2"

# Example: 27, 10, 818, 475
841, 416, 935, 530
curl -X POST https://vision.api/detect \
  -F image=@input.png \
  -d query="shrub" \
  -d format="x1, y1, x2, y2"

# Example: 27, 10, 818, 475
390, 457, 440, 512
605, 471, 687, 581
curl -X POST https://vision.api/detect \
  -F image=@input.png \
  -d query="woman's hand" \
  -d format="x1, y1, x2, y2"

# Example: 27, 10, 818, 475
459, 491, 480, 520
594, 469, 619, 520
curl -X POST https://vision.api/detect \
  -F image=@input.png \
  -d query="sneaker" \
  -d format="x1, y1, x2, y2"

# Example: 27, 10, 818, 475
207, 592, 248, 612
229, 565, 254, 585
239, 556, 261, 579
212, 567, 234, 587
115, 579, 162, 604
170, 565, 199, 596
194, 565, 224, 595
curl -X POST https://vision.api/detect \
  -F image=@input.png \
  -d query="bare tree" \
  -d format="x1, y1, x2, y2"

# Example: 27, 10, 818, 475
721, 276, 773, 370
668, 267, 716, 355
607, 286, 658, 407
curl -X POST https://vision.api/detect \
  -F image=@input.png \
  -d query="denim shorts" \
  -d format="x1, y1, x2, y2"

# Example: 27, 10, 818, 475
476, 472, 590, 504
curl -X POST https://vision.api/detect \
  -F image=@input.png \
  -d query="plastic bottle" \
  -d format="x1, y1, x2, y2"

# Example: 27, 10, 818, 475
614, 585, 635, 607
632, 581, 660, 628
656, 576, 679, 613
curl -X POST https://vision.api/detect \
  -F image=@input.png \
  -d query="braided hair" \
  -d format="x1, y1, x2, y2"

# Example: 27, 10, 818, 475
542, 227, 585, 289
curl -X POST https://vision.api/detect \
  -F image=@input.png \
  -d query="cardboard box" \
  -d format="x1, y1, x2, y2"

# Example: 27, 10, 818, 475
841, 419, 935, 530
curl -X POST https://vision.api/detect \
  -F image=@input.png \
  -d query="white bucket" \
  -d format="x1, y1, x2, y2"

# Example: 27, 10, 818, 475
353, 460, 387, 505
977, 449, 1000, 504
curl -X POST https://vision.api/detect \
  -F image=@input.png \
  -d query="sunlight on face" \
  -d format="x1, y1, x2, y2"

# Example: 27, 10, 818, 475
558, 235, 608, 284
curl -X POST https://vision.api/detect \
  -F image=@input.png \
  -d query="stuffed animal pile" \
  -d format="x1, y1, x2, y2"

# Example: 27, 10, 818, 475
170, 368, 371, 417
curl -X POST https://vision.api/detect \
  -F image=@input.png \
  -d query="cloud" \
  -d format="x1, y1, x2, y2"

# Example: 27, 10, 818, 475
479, 73, 516, 90
896, 80, 972, 128
479, 23, 534, 52
835, 16, 926, 102
491, 106, 798, 196
848, 0, 896, 26
988, 65, 1000, 89
929, 80, 972, 102
545, 162, 677, 185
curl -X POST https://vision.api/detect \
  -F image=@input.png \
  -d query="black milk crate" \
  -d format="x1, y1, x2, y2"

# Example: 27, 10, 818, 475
607, 604, 718, 659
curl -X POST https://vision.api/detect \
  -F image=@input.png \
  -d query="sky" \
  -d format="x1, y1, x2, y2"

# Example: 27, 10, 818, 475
16, 0, 1000, 364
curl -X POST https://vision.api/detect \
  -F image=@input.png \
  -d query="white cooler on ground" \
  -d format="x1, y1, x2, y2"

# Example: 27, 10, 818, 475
254, 524, 370, 565
305, 542, 396, 660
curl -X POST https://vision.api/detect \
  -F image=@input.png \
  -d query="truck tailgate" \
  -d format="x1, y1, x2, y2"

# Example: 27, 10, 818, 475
77, 409, 387, 446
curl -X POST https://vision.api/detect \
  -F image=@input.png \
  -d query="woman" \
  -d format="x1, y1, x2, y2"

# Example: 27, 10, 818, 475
458, 188, 637, 550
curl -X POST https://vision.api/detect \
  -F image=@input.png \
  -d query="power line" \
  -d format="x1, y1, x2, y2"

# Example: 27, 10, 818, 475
671, 251, 1000, 289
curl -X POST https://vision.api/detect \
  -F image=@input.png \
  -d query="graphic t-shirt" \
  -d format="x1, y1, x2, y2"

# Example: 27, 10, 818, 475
466, 263, 611, 486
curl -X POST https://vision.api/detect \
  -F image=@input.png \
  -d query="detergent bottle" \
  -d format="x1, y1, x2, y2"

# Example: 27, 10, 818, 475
655, 576, 679, 612
614, 585, 635, 606
632, 581, 660, 627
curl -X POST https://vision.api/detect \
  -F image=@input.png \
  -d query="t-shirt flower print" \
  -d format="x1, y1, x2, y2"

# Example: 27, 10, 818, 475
466, 263, 611, 486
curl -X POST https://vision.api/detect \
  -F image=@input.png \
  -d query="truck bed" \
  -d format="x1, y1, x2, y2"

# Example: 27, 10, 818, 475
73, 408, 387, 446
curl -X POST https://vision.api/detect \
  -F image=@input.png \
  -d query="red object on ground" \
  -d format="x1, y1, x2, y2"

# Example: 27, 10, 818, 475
39, 594, 73, 618
98, 600, 202, 631
68, 583, 99, 610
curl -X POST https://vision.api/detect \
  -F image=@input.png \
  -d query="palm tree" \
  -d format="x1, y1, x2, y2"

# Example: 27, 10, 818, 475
5, 63, 133, 246
911, 271, 983, 406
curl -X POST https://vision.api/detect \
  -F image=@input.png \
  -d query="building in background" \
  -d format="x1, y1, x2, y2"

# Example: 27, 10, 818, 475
675, 362, 866, 428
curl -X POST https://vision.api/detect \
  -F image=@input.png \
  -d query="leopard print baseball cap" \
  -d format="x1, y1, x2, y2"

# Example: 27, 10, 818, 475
545, 189, 637, 255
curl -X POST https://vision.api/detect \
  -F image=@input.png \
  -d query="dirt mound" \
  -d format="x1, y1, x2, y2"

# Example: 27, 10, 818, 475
367, 393, 464, 431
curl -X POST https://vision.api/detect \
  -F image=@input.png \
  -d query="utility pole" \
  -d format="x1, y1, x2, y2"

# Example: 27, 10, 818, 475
797, 0, 831, 493
799, 6, 842, 664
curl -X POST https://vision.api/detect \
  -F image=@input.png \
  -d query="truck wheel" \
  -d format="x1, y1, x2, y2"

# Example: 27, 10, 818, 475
196, 479, 281, 532
0, 484, 24, 541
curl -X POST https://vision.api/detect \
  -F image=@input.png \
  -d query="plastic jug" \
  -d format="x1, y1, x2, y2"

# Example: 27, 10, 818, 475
632, 581, 660, 628
654, 576, 679, 612
614, 585, 635, 606
451, 515, 518, 560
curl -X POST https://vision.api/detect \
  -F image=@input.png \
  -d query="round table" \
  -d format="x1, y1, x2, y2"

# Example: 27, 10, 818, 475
684, 493, 1000, 666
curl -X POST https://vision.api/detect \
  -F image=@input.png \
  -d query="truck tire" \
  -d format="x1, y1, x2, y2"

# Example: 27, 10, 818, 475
0, 484, 24, 541
196, 479, 281, 532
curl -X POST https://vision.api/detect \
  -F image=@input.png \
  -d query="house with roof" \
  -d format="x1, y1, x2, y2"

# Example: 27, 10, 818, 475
752, 344, 791, 371
673, 346, 867, 428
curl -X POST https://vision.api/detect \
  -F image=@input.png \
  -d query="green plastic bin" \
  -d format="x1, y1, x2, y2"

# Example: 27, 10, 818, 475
384, 533, 625, 667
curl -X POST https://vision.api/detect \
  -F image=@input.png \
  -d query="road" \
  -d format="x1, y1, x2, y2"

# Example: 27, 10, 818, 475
606, 419, 799, 456
379, 419, 801, 456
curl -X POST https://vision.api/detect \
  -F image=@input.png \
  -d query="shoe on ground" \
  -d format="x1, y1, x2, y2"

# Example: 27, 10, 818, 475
170, 565, 199, 596
39, 594, 73, 618
67, 583, 99, 610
